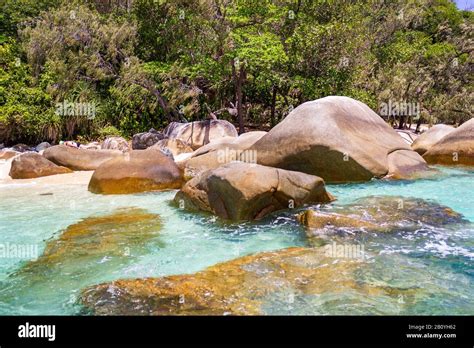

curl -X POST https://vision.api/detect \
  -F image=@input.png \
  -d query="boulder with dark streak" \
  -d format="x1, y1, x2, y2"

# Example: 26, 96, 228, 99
174, 162, 334, 220
164, 120, 238, 150
248, 96, 429, 183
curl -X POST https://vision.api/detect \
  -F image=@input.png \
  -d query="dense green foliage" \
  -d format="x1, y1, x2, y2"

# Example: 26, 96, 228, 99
0, 0, 472, 145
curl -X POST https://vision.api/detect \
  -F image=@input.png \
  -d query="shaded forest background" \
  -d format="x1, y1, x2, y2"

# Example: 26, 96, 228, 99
0, 0, 472, 145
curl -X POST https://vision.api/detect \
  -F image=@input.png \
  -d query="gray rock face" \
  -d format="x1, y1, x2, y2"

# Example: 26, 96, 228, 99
35, 142, 51, 152
132, 129, 165, 150
164, 120, 238, 150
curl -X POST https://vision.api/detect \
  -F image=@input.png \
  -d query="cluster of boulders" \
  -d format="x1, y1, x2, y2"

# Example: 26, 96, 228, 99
1, 96, 472, 221
419, 119, 474, 165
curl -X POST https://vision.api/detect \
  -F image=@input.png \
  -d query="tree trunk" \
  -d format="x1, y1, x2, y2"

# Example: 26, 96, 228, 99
270, 86, 277, 128
234, 64, 246, 134
415, 116, 423, 133
398, 116, 406, 129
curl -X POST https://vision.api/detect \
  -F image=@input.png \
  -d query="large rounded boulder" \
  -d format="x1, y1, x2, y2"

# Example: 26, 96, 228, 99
411, 124, 455, 155
247, 96, 429, 183
43, 145, 123, 171
9, 152, 72, 179
423, 118, 474, 165
174, 162, 334, 220
88, 148, 183, 194
164, 120, 238, 150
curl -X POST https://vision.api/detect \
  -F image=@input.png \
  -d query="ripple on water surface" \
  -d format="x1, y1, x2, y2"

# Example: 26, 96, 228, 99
0, 166, 472, 314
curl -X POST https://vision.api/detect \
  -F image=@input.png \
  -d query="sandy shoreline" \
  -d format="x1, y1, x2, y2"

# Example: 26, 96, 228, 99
0, 170, 94, 186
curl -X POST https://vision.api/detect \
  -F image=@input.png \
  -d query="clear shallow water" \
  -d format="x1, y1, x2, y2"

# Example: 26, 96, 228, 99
0, 166, 472, 315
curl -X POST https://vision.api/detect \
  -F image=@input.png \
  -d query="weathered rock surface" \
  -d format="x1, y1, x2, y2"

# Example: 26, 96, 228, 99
299, 196, 466, 241
19, 208, 163, 277
151, 138, 193, 157
411, 125, 455, 155
182, 131, 266, 179
0, 150, 20, 160
88, 148, 183, 194
248, 96, 429, 183
395, 130, 418, 145
174, 162, 334, 220
386, 149, 436, 179
132, 128, 165, 150
423, 119, 474, 165
80, 247, 421, 315
9, 152, 72, 179
101, 137, 130, 152
11, 143, 33, 152
35, 142, 51, 152
43, 145, 123, 171
164, 120, 238, 150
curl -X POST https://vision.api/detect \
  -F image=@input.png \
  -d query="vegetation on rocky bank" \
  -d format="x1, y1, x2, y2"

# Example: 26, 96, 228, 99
1, 0, 472, 145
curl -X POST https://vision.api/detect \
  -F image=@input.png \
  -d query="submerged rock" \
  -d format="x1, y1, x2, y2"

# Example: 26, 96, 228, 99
423, 118, 474, 166
298, 210, 379, 231
80, 247, 422, 315
43, 145, 123, 171
9, 152, 72, 179
299, 196, 466, 241
411, 125, 455, 155
174, 162, 334, 220
88, 148, 183, 194
164, 120, 238, 150
247, 96, 429, 183
20, 208, 162, 274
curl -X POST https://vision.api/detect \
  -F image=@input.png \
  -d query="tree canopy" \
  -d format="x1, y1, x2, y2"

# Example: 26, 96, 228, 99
0, 0, 472, 144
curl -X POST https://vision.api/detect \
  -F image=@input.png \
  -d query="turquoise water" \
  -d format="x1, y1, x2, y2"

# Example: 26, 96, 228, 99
0, 166, 472, 315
